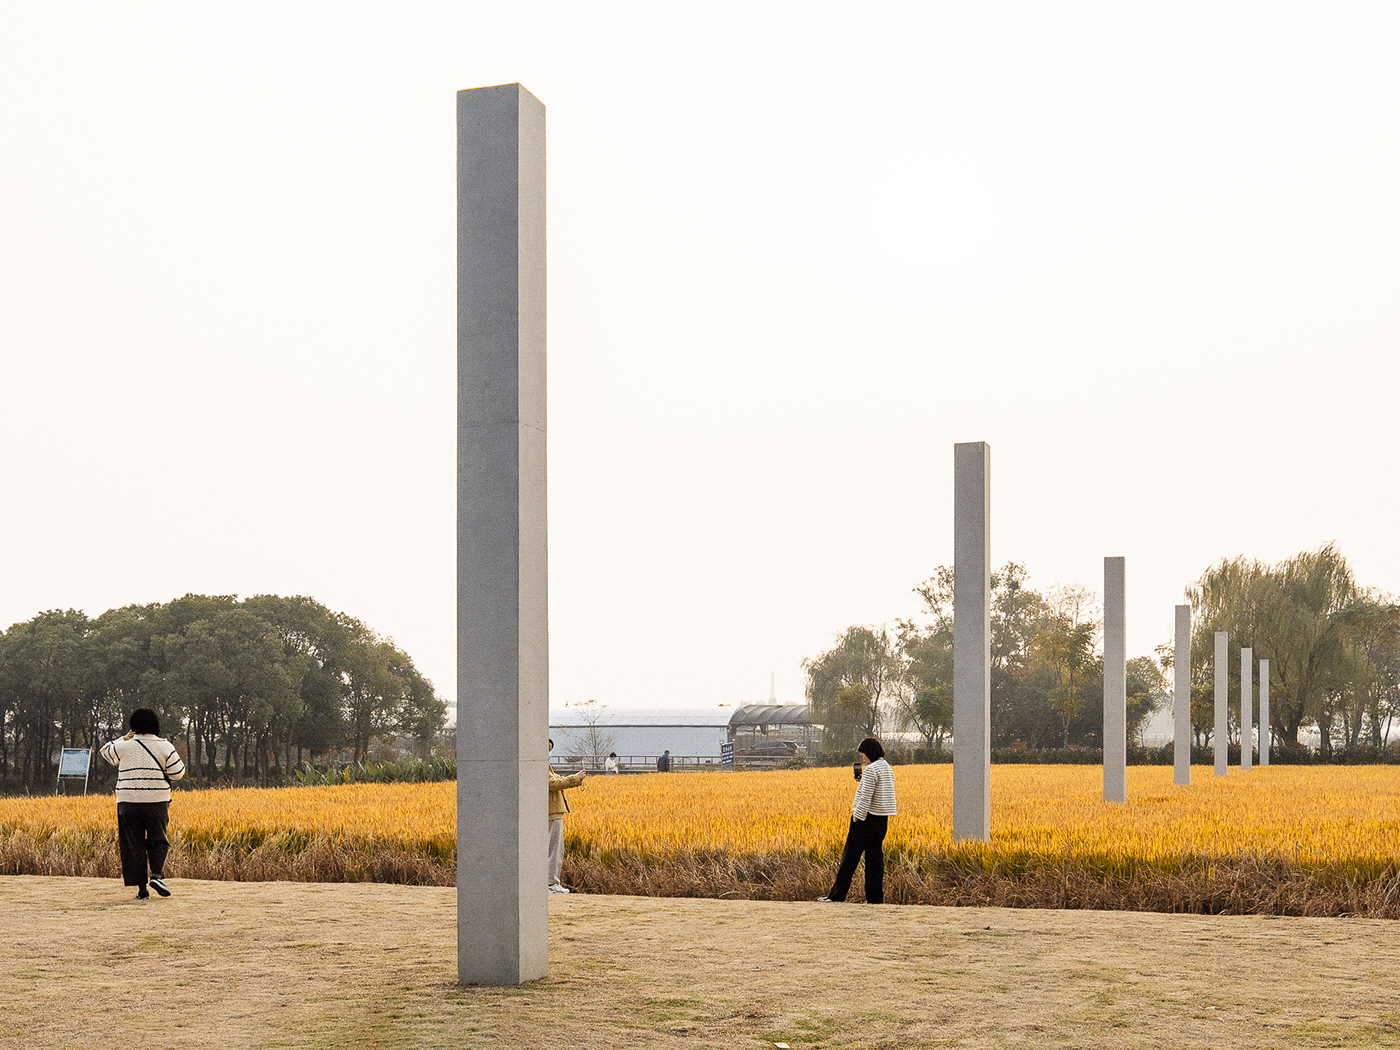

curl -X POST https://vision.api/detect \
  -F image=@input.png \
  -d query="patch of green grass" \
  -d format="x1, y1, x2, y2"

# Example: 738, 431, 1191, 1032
1287, 1016, 1400, 1046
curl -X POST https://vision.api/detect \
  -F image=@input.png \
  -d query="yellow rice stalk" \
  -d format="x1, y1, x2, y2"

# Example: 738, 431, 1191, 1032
3, 766, 1398, 892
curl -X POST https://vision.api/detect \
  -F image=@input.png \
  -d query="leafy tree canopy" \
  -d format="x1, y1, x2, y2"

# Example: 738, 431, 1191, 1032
0, 594, 445, 789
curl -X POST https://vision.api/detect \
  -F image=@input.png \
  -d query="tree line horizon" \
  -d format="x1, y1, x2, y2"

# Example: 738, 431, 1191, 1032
805, 544, 1400, 758
0, 593, 447, 791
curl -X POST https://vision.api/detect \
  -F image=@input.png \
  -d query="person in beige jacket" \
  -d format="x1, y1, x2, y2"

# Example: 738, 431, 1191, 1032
548, 739, 586, 893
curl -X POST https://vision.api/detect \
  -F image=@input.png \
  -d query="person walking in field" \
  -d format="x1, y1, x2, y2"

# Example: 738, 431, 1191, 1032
548, 739, 586, 894
99, 708, 186, 900
656, 749, 671, 772
818, 737, 897, 905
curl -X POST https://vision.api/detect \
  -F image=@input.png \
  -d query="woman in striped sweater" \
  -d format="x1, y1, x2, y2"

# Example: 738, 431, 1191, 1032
818, 737, 897, 905
99, 709, 186, 900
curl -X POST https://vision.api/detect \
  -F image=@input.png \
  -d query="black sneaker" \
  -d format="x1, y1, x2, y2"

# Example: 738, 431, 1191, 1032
135, 888, 150, 900
148, 875, 171, 897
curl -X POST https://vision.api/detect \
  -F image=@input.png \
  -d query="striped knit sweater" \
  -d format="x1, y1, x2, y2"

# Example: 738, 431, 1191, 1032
852, 758, 897, 820
99, 735, 186, 803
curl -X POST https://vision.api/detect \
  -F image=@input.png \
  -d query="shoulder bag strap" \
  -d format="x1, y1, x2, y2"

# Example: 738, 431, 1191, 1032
133, 738, 173, 786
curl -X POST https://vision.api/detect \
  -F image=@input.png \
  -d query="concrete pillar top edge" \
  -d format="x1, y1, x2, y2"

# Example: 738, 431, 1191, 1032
458, 82, 544, 103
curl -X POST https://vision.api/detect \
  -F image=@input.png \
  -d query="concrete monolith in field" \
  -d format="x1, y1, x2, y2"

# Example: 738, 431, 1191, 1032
1241, 647, 1253, 772
953, 441, 991, 841
1103, 557, 1126, 803
1174, 605, 1191, 786
457, 83, 549, 986
1214, 632, 1229, 776
1259, 658, 1270, 766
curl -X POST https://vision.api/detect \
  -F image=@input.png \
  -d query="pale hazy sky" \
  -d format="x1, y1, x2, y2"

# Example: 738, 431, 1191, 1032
3, 2, 1398, 718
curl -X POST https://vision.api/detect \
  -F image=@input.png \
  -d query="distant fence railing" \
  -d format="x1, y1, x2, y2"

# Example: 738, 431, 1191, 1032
550, 754, 789, 773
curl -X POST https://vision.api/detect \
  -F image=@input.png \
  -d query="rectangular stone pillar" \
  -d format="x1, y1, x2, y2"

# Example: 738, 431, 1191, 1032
1240, 647, 1253, 772
1214, 632, 1229, 777
1259, 659, 1270, 766
457, 83, 549, 986
1174, 604, 1191, 786
953, 441, 991, 841
1103, 557, 1126, 803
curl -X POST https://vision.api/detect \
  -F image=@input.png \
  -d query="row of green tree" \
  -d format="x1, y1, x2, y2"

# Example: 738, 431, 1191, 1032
0, 594, 447, 790
806, 562, 1169, 753
805, 545, 1400, 756
1186, 544, 1400, 756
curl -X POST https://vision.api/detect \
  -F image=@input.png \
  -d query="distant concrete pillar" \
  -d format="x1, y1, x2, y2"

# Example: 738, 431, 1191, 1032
457, 83, 549, 986
1259, 659, 1270, 766
1214, 632, 1229, 776
1103, 557, 1126, 803
953, 441, 991, 841
1240, 647, 1253, 772
1173, 605, 1191, 786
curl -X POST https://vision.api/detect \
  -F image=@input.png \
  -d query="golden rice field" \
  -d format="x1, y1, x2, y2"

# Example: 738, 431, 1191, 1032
4, 765, 1400, 916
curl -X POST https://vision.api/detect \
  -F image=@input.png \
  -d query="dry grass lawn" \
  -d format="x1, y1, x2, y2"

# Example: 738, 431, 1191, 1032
4, 875, 1400, 1049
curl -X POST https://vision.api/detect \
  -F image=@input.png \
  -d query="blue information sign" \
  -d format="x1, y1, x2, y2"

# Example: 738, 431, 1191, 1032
59, 748, 91, 776
58, 748, 93, 795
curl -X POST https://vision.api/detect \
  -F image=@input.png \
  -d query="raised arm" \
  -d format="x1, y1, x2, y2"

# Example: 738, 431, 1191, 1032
852, 767, 877, 820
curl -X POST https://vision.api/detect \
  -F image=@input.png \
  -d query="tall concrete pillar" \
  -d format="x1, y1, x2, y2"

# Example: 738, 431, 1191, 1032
457, 83, 549, 986
1240, 647, 1253, 772
1259, 659, 1271, 766
953, 442, 991, 841
1103, 557, 1126, 803
1173, 605, 1191, 786
1214, 632, 1229, 777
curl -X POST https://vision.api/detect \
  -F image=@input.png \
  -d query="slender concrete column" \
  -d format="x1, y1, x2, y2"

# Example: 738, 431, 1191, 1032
1259, 659, 1271, 766
1103, 557, 1126, 803
1174, 605, 1191, 786
1214, 632, 1229, 776
953, 441, 991, 841
1240, 647, 1253, 772
457, 83, 549, 986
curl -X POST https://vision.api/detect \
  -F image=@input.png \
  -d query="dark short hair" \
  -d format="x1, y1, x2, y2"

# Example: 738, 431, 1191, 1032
130, 709, 161, 735
858, 737, 884, 761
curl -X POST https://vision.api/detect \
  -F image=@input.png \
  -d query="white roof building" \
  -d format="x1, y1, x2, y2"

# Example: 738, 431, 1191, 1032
548, 703, 817, 768
548, 705, 735, 764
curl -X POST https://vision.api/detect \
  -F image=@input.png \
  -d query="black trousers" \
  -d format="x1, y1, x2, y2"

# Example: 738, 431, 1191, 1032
827, 814, 888, 904
116, 801, 170, 888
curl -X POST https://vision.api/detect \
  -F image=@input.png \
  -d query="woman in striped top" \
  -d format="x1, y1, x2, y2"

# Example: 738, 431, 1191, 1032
818, 737, 897, 905
99, 708, 186, 900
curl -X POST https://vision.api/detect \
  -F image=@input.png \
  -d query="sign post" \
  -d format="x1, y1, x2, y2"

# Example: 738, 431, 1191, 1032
57, 748, 92, 795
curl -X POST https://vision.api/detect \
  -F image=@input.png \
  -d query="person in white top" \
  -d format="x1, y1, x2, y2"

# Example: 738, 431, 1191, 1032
99, 708, 186, 899
818, 737, 897, 905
